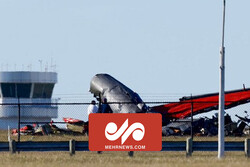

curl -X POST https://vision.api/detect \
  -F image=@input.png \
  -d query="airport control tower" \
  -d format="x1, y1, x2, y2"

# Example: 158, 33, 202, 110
0, 71, 58, 129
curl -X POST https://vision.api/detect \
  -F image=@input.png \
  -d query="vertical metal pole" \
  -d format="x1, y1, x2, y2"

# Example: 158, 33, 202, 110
69, 139, 76, 156
8, 126, 11, 142
190, 95, 193, 140
245, 138, 250, 158
17, 97, 21, 143
186, 137, 193, 157
128, 151, 134, 157
9, 140, 16, 154
218, 0, 226, 159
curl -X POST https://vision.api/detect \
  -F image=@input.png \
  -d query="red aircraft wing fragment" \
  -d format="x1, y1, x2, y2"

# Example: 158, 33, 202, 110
63, 117, 84, 124
152, 88, 250, 119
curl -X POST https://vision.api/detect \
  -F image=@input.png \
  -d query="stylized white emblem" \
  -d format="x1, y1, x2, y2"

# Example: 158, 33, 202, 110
105, 119, 145, 144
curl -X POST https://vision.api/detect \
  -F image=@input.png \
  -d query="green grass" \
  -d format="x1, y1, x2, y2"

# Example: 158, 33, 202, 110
0, 151, 249, 167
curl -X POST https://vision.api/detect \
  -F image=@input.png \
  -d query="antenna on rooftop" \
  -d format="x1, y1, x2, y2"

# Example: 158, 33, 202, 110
45, 62, 48, 72
50, 58, 57, 72
38, 60, 43, 71
27, 64, 32, 71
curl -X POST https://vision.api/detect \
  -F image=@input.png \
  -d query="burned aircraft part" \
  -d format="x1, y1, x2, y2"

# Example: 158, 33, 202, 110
165, 120, 191, 135
63, 117, 88, 134
162, 118, 208, 136
243, 126, 250, 135
90, 74, 147, 113
152, 88, 250, 119
235, 114, 250, 124
235, 113, 250, 136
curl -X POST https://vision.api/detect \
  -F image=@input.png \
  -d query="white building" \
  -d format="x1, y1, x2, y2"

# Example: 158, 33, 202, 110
0, 71, 58, 129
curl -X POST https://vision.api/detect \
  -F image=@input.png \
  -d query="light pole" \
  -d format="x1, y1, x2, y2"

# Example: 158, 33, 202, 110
218, 0, 226, 159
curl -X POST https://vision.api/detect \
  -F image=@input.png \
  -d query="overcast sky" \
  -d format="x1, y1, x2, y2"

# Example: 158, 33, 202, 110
1, 0, 250, 106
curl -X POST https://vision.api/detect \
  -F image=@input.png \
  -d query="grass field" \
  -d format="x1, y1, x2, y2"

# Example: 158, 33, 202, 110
1, 130, 250, 167
0, 151, 249, 167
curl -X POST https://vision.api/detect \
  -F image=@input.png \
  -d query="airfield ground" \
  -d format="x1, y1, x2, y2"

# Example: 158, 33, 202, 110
1, 130, 250, 167
0, 151, 249, 167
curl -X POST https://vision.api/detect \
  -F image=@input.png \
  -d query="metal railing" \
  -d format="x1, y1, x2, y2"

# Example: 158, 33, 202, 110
1, 138, 249, 157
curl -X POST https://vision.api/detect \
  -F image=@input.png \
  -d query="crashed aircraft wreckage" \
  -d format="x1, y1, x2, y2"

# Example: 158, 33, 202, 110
12, 73, 250, 136
90, 73, 148, 113
90, 73, 250, 125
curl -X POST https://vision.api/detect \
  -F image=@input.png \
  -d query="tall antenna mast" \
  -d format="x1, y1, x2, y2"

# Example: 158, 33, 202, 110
218, 0, 226, 159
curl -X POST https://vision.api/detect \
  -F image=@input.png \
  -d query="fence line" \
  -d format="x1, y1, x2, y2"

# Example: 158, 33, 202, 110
0, 100, 246, 105
1, 101, 249, 142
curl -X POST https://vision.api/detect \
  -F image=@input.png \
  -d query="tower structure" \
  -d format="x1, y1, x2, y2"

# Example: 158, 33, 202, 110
0, 71, 58, 129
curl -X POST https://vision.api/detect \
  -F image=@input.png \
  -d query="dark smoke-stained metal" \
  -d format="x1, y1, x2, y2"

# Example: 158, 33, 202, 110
90, 73, 147, 113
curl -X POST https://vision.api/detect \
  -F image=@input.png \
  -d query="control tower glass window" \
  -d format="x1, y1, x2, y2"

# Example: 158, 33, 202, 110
1, 83, 16, 97
17, 84, 31, 98
1, 83, 31, 98
33, 83, 54, 98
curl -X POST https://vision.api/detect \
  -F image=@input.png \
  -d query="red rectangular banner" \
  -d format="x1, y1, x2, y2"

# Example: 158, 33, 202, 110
89, 113, 162, 151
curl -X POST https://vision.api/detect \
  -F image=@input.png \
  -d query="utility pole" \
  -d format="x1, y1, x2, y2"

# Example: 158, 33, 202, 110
218, 0, 226, 159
